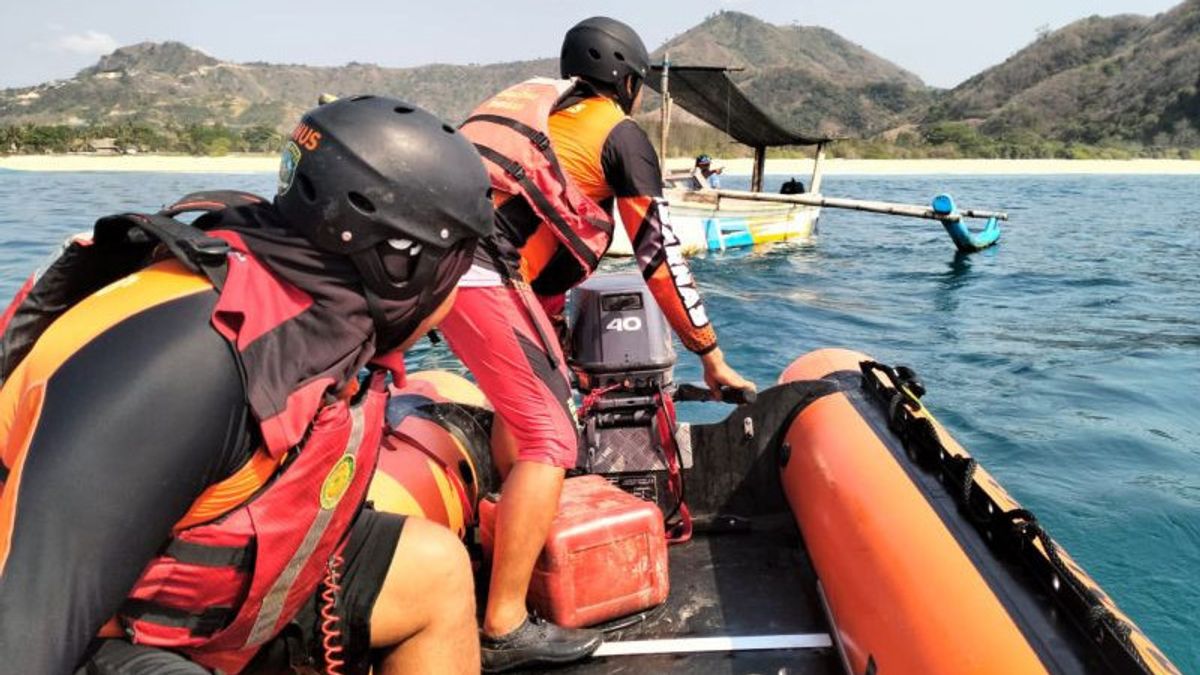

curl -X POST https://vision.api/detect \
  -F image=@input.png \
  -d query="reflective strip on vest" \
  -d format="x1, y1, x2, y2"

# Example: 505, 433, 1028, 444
243, 401, 368, 646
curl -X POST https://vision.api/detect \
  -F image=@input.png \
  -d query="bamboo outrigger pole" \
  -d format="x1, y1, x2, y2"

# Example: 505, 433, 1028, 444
709, 188, 1008, 223
709, 188, 1006, 252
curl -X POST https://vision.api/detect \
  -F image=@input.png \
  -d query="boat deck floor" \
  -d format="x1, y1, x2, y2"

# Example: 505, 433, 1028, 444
514, 515, 841, 675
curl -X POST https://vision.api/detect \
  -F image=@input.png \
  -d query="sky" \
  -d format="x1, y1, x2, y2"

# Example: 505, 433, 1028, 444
0, 0, 1183, 90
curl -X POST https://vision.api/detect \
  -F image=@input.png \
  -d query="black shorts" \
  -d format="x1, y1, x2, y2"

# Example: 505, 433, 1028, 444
247, 507, 407, 675
79, 509, 406, 675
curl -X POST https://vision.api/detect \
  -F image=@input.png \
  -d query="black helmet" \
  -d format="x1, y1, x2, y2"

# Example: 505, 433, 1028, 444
276, 95, 493, 300
560, 16, 650, 113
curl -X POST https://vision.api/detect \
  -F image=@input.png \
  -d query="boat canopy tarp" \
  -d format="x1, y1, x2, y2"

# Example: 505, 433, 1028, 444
646, 65, 831, 148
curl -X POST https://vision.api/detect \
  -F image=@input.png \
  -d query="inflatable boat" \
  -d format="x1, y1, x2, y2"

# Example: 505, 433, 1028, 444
369, 274, 1179, 674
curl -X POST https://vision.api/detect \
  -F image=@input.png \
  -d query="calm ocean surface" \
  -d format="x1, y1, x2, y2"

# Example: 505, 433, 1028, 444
1, 169, 1197, 670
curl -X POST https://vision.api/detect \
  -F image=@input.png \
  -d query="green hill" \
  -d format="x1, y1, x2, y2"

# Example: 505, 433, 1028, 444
0, 41, 556, 130
0, 11, 929, 147
926, 0, 1200, 149
3, 3, 1198, 157
648, 11, 931, 138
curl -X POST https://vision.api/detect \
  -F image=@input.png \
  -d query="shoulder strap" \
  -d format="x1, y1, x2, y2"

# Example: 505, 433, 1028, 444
160, 191, 267, 220
94, 212, 231, 290
92, 191, 269, 290
1, 192, 264, 384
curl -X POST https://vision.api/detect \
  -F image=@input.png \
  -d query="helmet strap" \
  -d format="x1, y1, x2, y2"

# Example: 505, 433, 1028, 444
616, 75, 642, 115
361, 285, 393, 351
578, 76, 637, 115
359, 246, 453, 352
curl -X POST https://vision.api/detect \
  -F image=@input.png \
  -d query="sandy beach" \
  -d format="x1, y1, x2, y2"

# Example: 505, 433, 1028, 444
662, 157, 1200, 176
3, 153, 1200, 175
0, 154, 279, 174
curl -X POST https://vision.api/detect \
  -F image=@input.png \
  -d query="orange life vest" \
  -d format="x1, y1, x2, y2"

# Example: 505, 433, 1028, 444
460, 78, 615, 275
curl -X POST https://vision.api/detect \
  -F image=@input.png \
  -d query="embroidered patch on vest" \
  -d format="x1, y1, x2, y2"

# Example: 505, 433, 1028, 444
319, 454, 356, 510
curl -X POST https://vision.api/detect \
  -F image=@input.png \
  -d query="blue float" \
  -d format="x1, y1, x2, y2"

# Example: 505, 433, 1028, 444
932, 194, 1001, 253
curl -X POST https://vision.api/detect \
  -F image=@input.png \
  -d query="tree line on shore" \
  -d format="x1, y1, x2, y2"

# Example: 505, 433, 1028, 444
0, 122, 283, 156
3, 119, 1198, 161
642, 121, 1200, 161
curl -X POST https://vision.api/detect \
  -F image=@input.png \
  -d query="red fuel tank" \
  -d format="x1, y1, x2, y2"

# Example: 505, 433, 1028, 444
480, 475, 669, 628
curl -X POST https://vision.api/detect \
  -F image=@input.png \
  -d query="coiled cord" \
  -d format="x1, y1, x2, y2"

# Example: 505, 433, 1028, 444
319, 554, 346, 675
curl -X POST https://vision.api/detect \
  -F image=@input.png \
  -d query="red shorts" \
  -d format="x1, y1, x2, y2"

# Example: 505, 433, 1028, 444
440, 285, 579, 469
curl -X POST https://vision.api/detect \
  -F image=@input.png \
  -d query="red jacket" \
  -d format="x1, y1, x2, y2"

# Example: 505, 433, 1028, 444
0, 197, 388, 673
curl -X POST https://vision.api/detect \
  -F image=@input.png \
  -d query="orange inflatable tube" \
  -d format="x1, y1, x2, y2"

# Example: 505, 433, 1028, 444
779, 348, 1178, 675
367, 371, 494, 538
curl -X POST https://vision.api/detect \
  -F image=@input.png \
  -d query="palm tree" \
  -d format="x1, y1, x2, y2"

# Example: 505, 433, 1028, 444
0, 126, 21, 154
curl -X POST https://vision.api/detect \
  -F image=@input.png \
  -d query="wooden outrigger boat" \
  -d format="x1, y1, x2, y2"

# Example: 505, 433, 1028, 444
653, 174, 822, 254
610, 61, 829, 255
609, 58, 1007, 256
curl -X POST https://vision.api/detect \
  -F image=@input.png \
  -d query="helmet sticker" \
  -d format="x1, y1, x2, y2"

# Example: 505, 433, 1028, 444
278, 140, 302, 195
290, 122, 322, 151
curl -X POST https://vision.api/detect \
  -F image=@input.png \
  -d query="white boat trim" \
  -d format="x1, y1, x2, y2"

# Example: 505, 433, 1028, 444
592, 633, 834, 657
607, 192, 820, 256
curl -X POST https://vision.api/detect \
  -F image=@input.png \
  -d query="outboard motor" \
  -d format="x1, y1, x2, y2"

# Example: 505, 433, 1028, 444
570, 273, 676, 392
569, 274, 687, 525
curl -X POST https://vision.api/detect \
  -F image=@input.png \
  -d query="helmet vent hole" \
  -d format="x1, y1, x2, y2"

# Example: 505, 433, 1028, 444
350, 94, 374, 101
348, 191, 376, 214
442, 124, 455, 134
614, 51, 625, 61
588, 48, 601, 60
298, 173, 316, 202
394, 105, 414, 114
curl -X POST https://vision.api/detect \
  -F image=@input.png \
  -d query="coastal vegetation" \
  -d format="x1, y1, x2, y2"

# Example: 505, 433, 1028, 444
0, 122, 281, 155
5, 118, 1195, 160
640, 121, 1200, 161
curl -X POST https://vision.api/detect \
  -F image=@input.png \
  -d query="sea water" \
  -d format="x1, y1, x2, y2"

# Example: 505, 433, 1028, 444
1, 170, 1197, 670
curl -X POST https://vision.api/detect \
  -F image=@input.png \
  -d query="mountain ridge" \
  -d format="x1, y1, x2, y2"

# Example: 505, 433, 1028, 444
3, 4, 1198, 155
926, 0, 1200, 147
0, 11, 929, 139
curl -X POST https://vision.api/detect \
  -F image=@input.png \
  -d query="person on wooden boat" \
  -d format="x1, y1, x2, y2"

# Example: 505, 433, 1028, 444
691, 153, 723, 190
448, 15, 757, 672
780, 177, 806, 195
0, 97, 493, 675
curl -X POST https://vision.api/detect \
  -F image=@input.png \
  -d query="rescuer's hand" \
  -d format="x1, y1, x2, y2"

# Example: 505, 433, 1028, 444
700, 348, 756, 400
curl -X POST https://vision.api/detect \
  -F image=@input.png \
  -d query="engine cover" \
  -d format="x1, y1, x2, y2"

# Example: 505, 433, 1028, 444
568, 273, 676, 391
